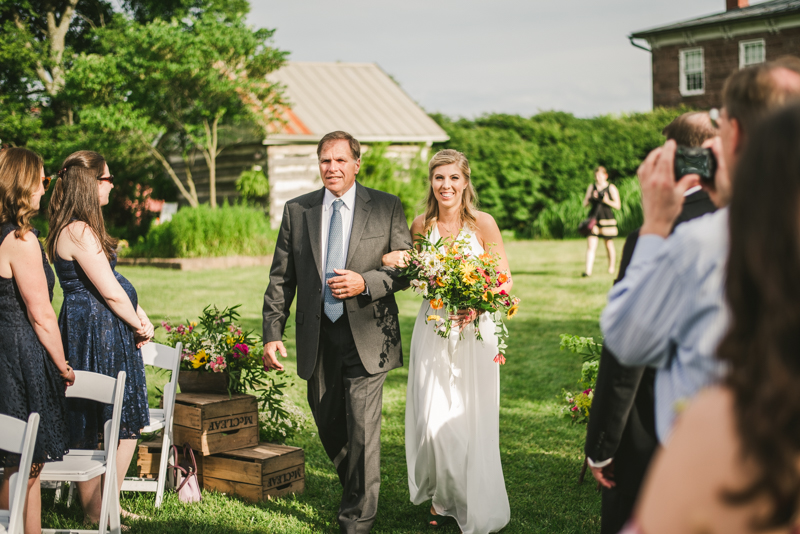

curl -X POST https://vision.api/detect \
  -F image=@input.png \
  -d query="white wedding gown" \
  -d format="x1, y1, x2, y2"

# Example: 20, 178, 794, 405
406, 226, 511, 534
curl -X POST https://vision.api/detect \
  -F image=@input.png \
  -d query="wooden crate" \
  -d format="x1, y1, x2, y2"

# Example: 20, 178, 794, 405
135, 438, 204, 487
173, 392, 259, 456
203, 442, 305, 502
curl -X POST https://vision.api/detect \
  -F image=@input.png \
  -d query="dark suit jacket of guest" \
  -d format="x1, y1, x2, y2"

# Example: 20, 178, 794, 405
584, 189, 715, 533
262, 182, 413, 380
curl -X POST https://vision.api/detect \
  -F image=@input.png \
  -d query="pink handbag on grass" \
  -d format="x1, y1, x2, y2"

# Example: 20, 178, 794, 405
170, 443, 202, 503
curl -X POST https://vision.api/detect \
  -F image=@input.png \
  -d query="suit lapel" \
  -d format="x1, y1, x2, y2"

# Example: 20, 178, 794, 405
346, 182, 372, 269
304, 188, 325, 280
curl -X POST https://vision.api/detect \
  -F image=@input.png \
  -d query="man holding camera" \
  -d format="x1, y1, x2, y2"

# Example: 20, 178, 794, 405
601, 59, 800, 444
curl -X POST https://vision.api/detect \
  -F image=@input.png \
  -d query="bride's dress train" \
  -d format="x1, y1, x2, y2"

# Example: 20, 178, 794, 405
405, 226, 510, 534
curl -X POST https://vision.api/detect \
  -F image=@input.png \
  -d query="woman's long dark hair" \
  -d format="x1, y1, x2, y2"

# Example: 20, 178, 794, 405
718, 102, 800, 528
46, 151, 117, 262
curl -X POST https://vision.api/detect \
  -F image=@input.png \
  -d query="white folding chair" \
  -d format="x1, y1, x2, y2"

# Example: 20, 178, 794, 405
41, 370, 126, 534
121, 342, 181, 507
0, 413, 40, 534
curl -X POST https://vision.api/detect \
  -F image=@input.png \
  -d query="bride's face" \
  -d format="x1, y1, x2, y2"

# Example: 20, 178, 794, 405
431, 163, 466, 210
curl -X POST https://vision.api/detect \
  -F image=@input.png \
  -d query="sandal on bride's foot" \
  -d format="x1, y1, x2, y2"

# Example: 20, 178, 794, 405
427, 506, 447, 528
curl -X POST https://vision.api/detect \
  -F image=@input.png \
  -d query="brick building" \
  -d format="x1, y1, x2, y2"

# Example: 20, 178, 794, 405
630, 0, 800, 108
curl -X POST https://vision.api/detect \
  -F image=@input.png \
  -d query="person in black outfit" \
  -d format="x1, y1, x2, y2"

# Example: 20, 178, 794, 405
582, 166, 621, 276
0, 147, 75, 534
584, 111, 717, 534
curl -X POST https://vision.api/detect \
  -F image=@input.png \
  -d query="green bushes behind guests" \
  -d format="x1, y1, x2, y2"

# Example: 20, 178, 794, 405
532, 177, 643, 239
433, 107, 690, 237
125, 204, 278, 258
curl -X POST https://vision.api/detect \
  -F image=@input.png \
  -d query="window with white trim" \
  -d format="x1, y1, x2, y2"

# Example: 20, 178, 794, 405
680, 48, 705, 96
739, 39, 765, 68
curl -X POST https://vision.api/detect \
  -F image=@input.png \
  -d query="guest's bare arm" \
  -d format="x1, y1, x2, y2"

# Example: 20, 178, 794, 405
7, 232, 74, 385
605, 184, 622, 210
582, 185, 594, 208
636, 388, 749, 533
57, 222, 144, 333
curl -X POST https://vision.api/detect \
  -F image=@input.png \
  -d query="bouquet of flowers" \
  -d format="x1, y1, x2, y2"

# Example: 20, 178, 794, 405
162, 305, 305, 443
558, 334, 601, 424
398, 231, 520, 364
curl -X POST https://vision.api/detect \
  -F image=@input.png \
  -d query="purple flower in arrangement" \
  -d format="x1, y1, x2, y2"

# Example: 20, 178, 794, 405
233, 343, 249, 358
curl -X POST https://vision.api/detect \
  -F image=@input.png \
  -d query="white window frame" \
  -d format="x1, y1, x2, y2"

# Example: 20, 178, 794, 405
679, 47, 705, 97
739, 38, 766, 69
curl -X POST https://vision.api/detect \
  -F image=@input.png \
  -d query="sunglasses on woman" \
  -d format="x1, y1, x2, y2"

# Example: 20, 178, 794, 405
97, 174, 114, 184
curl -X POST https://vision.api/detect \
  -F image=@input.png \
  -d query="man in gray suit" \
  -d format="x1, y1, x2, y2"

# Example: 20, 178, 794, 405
262, 131, 412, 533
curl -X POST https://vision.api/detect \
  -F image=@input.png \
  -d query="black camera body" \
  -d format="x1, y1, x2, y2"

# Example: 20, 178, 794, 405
674, 146, 717, 184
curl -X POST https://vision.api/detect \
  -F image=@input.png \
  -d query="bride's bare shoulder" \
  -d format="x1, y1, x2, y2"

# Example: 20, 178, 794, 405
410, 215, 426, 237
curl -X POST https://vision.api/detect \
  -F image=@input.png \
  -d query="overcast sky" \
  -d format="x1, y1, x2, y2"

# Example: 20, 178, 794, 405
248, 0, 768, 118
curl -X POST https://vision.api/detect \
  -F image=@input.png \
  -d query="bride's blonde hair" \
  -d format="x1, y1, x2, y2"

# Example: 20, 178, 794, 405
422, 149, 479, 234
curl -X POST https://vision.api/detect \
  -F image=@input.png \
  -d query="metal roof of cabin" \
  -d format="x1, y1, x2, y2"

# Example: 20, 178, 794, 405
631, 0, 800, 38
265, 62, 449, 144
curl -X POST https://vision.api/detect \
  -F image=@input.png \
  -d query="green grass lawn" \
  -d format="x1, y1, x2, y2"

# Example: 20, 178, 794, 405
44, 239, 619, 533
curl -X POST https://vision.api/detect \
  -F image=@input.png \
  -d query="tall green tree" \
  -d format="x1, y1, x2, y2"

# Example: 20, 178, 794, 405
67, 13, 286, 207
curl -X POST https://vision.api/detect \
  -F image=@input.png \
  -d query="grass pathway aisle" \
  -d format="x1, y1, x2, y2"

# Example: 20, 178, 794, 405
45, 239, 616, 533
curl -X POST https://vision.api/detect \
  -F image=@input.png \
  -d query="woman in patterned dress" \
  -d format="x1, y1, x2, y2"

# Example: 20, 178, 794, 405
582, 166, 620, 277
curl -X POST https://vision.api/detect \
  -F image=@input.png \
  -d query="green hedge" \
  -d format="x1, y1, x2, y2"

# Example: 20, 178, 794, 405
433, 107, 690, 237
125, 204, 277, 258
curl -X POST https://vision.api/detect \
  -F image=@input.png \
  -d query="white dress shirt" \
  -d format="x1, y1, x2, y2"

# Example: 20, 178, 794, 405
320, 184, 357, 278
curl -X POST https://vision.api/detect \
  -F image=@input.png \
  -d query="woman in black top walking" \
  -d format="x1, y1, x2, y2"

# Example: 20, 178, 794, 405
582, 166, 620, 276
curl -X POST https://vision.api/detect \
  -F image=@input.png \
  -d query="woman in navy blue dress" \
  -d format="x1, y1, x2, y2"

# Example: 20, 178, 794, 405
0, 147, 74, 534
46, 150, 154, 523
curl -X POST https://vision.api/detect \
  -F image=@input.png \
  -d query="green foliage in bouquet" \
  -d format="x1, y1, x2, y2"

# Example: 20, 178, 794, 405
559, 334, 602, 424
162, 305, 303, 443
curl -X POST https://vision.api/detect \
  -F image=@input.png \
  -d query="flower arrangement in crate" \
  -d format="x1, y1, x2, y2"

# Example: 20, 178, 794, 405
398, 231, 520, 364
162, 304, 305, 443
559, 334, 602, 424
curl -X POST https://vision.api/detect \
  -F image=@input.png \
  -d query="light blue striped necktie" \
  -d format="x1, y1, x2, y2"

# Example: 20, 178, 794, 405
324, 199, 345, 322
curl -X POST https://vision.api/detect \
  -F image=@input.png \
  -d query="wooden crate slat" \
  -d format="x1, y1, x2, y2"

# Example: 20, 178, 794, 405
263, 479, 305, 500
204, 476, 262, 503
174, 425, 259, 456
263, 464, 304, 492
203, 455, 262, 485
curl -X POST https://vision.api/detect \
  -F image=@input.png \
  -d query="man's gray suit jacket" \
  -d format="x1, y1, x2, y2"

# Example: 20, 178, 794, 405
262, 182, 413, 380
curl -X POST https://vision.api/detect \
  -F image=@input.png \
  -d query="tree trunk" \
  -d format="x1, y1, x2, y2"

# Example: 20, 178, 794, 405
139, 133, 199, 207
201, 115, 222, 209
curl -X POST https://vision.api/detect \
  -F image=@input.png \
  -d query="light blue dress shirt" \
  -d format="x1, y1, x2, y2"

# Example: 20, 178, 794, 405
600, 208, 730, 443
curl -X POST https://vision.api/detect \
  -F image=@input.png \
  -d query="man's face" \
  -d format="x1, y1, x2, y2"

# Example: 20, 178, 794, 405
318, 139, 360, 197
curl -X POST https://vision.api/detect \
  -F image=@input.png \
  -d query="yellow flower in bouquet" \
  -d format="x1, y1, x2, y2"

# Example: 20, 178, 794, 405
191, 349, 209, 369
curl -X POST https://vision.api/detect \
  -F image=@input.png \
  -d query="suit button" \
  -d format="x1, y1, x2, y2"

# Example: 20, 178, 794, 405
318, 288, 321, 293
316, 314, 320, 320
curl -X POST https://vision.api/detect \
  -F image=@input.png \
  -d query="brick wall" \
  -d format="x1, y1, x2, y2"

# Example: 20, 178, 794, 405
651, 26, 800, 108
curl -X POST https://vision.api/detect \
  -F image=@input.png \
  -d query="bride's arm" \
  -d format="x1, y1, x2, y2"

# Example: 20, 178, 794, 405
476, 212, 513, 294
382, 215, 424, 268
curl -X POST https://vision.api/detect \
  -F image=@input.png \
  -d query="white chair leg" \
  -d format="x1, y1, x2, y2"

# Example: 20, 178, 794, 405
98, 463, 115, 534
53, 481, 63, 504
66, 481, 74, 508
154, 432, 171, 508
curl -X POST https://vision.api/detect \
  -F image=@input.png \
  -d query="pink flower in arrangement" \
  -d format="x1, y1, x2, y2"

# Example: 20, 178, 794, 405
187, 324, 194, 332
498, 290, 509, 296
182, 350, 194, 361
571, 406, 579, 412
176, 324, 185, 335
228, 325, 236, 333
493, 353, 506, 365
583, 388, 593, 395
162, 322, 172, 333
233, 343, 249, 358
209, 356, 227, 372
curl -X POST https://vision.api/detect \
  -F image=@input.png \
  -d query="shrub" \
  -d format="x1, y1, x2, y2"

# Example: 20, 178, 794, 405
531, 176, 642, 239
358, 142, 428, 223
433, 107, 691, 237
126, 203, 277, 258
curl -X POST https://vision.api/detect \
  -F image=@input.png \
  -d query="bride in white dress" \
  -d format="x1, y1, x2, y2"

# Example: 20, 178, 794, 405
383, 149, 512, 533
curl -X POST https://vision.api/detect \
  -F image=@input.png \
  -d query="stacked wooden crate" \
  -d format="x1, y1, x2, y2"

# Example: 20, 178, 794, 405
138, 391, 304, 501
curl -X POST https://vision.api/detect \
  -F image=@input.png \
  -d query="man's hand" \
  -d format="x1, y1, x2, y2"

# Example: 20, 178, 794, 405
263, 341, 287, 371
701, 136, 733, 208
381, 250, 410, 268
637, 140, 700, 238
327, 269, 366, 299
589, 459, 616, 489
